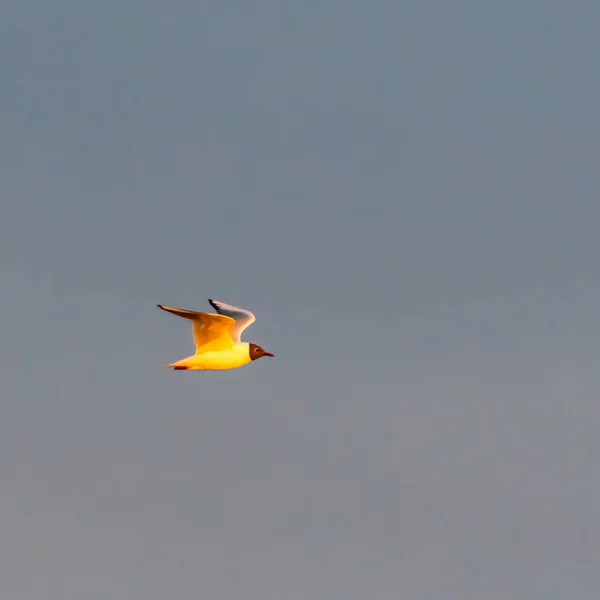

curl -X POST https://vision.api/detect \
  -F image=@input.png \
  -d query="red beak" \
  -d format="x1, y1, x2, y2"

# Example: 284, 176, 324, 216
264, 352, 275, 357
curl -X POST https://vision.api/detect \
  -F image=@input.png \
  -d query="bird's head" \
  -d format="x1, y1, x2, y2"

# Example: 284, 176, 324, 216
249, 343, 275, 360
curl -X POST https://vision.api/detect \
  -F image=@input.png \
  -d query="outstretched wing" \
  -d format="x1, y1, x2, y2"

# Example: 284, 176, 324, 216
158, 304, 236, 353
208, 299, 256, 343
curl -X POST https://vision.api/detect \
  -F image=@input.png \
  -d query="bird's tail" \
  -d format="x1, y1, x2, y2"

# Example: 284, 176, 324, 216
163, 356, 193, 370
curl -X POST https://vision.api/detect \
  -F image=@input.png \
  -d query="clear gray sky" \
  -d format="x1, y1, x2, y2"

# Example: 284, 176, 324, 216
2, 1, 600, 598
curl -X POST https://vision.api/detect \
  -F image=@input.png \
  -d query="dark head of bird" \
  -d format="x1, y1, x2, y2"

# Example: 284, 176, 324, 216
249, 343, 275, 360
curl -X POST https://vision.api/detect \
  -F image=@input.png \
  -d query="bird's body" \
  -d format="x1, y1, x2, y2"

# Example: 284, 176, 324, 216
167, 344, 253, 371
158, 299, 274, 371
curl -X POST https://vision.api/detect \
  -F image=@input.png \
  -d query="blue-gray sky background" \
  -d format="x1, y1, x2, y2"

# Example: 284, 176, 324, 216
2, 1, 600, 598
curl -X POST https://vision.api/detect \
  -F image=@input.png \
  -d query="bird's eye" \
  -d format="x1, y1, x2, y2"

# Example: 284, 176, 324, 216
255, 347, 260, 352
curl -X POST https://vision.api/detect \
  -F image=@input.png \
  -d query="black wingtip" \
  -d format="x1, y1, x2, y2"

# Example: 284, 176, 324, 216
157, 304, 165, 310
208, 299, 220, 312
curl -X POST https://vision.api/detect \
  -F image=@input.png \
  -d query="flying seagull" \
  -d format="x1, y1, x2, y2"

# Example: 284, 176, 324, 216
158, 299, 274, 371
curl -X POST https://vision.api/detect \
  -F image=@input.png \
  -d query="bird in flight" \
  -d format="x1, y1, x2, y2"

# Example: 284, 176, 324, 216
157, 299, 274, 371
